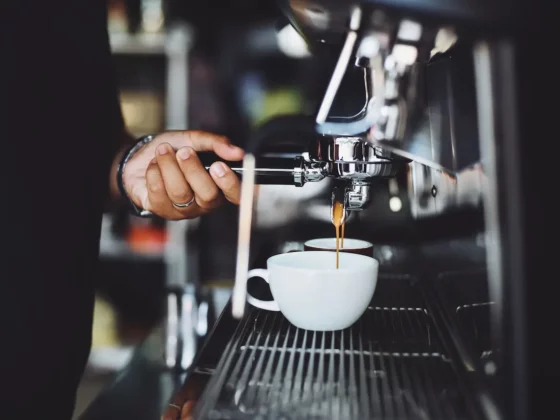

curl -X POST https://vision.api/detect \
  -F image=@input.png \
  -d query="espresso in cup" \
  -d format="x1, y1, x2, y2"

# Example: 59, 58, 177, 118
246, 251, 379, 331
304, 238, 374, 257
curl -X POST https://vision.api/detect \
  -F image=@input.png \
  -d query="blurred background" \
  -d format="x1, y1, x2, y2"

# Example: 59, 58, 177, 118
76, 0, 413, 417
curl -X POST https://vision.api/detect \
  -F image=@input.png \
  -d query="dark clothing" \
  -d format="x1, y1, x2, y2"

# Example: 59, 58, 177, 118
1, 0, 123, 417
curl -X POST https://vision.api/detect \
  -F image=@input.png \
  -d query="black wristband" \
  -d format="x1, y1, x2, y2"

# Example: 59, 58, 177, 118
116, 134, 156, 217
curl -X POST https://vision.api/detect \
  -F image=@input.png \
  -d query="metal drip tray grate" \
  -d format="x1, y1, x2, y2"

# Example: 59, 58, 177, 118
194, 306, 477, 419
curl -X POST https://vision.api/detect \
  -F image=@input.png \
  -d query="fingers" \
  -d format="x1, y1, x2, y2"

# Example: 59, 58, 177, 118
161, 383, 196, 420
181, 401, 196, 420
161, 375, 205, 420
209, 161, 242, 205
143, 135, 243, 219
161, 401, 195, 420
155, 131, 244, 161
161, 387, 186, 420
161, 403, 181, 420
185, 131, 244, 161
146, 142, 225, 217
175, 146, 223, 210
156, 143, 195, 207
146, 157, 200, 220
145, 159, 176, 216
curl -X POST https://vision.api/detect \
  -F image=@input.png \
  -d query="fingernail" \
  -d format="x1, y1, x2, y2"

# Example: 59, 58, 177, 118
157, 144, 170, 155
177, 147, 191, 160
211, 162, 226, 178
151, 158, 157, 165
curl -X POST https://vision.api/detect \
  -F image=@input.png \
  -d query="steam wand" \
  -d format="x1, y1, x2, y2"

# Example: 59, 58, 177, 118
232, 154, 256, 318
229, 116, 321, 318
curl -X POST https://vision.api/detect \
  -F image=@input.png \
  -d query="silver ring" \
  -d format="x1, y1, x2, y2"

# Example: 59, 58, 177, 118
173, 196, 195, 209
168, 403, 181, 410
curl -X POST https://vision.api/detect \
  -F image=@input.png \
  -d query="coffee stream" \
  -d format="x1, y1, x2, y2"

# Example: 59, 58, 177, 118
332, 200, 345, 269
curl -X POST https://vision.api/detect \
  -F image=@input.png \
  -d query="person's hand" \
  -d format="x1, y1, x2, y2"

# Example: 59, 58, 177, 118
161, 400, 195, 420
123, 131, 244, 220
161, 375, 205, 420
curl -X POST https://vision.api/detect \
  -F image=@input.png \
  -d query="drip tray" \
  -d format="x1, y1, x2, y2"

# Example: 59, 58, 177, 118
193, 305, 479, 419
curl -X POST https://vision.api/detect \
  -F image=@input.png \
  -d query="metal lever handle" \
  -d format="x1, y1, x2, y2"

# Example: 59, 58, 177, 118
197, 152, 299, 185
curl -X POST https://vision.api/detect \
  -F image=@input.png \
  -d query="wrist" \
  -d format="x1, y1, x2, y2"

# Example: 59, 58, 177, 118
115, 134, 156, 217
110, 146, 128, 200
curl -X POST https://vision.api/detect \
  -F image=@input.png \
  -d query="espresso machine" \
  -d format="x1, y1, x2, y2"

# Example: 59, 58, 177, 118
167, 0, 547, 419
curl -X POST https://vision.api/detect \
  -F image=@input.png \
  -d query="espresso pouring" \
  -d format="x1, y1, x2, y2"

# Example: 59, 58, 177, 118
332, 200, 345, 269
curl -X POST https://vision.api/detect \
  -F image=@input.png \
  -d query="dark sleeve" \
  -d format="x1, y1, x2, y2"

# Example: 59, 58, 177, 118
0, 2, 128, 404
65, 0, 129, 196
80, 0, 127, 146
3, 0, 127, 195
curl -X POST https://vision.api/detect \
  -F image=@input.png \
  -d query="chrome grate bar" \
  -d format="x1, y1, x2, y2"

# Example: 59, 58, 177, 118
242, 313, 275, 408
256, 315, 283, 407
401, 309, 436, 420
301, 331, 316, 417
268, 316, 291, 417
195, 305, 475, 419
365, 333, 382, 418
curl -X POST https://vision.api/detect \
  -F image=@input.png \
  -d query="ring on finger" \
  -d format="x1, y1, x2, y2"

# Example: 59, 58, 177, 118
168, 403, 181, 410
172, 196, 196, 209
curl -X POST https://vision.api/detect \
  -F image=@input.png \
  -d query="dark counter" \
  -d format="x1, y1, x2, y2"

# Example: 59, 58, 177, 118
79, 301, 240, 420
78, 330, 184, 420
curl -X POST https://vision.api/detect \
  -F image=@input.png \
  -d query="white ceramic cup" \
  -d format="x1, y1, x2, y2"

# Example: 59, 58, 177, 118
246, 251, 379, 331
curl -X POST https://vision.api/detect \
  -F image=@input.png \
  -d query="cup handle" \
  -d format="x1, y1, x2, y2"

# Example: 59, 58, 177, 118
246, 269, 280, 311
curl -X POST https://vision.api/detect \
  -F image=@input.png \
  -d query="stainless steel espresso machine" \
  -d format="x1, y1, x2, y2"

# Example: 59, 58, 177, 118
169, 0, 547, 419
